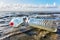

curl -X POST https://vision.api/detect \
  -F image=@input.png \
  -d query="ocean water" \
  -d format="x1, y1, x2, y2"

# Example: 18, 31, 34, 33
0, 12, 60, 40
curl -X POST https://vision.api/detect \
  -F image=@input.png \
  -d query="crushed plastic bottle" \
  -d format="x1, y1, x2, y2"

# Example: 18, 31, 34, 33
9, 17, 23, 27
28, 17, 57, 32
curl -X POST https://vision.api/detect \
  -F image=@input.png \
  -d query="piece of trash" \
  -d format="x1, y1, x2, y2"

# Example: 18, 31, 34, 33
9, 17, 23, 27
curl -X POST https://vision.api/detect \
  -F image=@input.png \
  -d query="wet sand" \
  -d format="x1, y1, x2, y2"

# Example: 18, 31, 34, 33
9, 32, 58, 40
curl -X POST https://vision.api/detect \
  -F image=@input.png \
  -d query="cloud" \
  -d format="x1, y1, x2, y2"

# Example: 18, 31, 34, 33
0, 1, 60, 12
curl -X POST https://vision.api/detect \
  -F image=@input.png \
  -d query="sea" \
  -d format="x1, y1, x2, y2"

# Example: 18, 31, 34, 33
0, 11, 60, 40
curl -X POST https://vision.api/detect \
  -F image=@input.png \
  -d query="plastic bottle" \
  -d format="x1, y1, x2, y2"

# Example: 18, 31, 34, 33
9, 17, 23, 27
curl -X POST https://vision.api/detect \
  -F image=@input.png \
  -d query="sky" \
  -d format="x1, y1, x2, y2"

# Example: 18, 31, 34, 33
0, 0, 60, 5
0, 0, 60, 11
